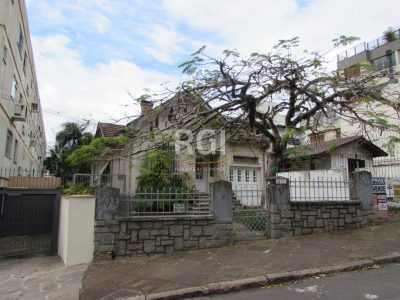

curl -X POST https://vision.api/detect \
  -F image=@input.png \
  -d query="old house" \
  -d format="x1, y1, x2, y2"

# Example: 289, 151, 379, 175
91, 95, 267, 205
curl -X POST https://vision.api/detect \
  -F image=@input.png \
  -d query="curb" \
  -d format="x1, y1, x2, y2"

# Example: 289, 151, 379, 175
127, 252, 400, 300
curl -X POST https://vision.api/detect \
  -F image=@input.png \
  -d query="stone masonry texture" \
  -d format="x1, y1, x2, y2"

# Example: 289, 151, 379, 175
94, 218, 234, 259
269, 201, 372, 239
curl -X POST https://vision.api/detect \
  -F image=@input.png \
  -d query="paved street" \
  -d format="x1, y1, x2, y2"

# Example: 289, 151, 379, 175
0, 255, 87, 300
205, 263, 400, 300
81, 221, 400, 299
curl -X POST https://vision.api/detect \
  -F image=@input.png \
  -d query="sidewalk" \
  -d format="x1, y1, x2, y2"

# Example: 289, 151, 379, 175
0, 256, 87, 300
80, 221, 400, 299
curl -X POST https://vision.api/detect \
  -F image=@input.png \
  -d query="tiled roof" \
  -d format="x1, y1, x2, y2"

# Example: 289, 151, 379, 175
97, 122, 125, 137
304, 135, 387, 158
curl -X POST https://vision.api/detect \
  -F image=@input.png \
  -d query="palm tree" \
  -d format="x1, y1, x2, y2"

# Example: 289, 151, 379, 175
45, 121, 93, 180
56, 121, 93, 149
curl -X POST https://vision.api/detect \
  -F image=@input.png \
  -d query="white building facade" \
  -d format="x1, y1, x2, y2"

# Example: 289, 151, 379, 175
337, 27, 400, 179
0, 0, 46, 176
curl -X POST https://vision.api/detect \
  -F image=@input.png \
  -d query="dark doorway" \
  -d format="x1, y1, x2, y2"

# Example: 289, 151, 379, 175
348, 158, 366, 174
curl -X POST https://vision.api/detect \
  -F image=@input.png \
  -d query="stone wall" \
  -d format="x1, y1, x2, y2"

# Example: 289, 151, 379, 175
270, 201, 372, 238
94, 217, 233, 259
269, 171, 374, 239
94, 181, 234, 259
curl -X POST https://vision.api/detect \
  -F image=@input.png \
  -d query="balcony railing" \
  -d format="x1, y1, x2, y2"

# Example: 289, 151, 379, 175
338, 27, 400, 62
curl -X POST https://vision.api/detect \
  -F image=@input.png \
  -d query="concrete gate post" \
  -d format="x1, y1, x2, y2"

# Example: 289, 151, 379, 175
350, 171, 373, 210
267, 177, 291, 239
95, 186, 120, 221
209, 180, 233, 223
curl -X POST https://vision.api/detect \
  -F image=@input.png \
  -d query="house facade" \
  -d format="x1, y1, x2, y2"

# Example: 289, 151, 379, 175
0, 0, 46, 178
280, 133, 387, 180
93, 97, 267, 198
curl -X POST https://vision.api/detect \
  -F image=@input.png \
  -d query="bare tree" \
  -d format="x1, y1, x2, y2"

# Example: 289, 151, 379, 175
76, 37, 399, 179
146, 37, 398, 177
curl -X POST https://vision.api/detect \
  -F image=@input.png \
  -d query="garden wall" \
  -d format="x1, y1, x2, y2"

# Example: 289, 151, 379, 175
94, 217, 233, 259
269, 171, 374, 238
93, 181, 234, 259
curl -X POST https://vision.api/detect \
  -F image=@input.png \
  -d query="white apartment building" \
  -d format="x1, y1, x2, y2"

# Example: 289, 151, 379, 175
336, 27, 400, 179
0, 0, 46, 176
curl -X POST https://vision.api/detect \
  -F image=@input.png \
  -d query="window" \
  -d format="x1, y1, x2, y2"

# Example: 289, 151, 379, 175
233, 156, 258, 164
195, 161, 203, 180
253, 170, 257, 183
5, 130, 13, 157
209, 162, 215, 177
2, 45, 7, 64
237, 170, 242, 182
13, 140, 18, 163
11, 76, 18, 100
229, 169, 234, 181
371, 53, 396, 72
309, 133, 324, 145
22, 52, 27, 75
17, 25, 24, 56
245, 170, 250, 182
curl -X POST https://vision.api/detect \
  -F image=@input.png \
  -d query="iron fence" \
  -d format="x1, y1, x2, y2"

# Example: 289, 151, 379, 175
119, 189, 211, 217
289, 178, 352, 202
72, 173, 127, 194
337, 26, 400, 61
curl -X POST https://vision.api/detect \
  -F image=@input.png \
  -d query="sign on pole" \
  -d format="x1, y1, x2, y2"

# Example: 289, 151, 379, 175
372, 177, 388, 215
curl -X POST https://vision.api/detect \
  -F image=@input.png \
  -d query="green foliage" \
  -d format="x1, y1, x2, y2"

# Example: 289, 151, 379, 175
68, 135, 127, 166
327, 141, 337, 155
332, 35, 360, 48
45, 121, 93, 180
383, 27, 396, 42
62, 184, 92, 196
136, 149, 189, 192
134, 149, 191, 213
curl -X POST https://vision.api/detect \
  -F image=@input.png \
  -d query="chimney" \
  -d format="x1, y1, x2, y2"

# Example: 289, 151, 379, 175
140, 100, 153, 115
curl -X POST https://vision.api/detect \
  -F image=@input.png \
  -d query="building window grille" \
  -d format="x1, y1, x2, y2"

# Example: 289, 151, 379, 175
13, 140, 18, 163
253, 170, 257, 182
17, 25, 24, 56
11, 76, 18, 100
5, 130, 13, 157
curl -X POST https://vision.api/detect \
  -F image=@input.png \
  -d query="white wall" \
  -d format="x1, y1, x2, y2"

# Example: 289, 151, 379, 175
58, 196, 95, 267
277, 169, 350, 202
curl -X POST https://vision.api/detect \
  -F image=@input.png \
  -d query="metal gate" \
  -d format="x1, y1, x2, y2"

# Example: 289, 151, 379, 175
0, 188, 60, 257
232, 187, 270, 241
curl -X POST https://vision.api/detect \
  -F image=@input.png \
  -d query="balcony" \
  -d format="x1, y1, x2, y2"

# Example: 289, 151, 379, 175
11, 104, 25, 122
338, 27, 400, 62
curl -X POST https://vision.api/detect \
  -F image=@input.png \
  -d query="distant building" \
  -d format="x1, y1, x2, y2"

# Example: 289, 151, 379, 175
0, 0, 46, 176
336, 27, 400, 178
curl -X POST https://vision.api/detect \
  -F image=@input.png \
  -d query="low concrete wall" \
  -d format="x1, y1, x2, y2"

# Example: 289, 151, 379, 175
58, 195, 95, 266
94, 181, 234, 259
